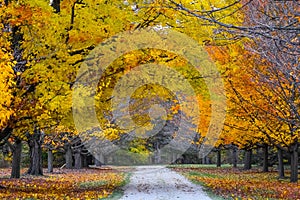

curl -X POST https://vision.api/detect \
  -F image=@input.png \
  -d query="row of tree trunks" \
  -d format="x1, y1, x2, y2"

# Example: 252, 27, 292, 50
242, 145, 298, 182
213, 144, 297, 183
216, 146, 268, 170
215, 146, 238, 168
8, 136, 298, 183
46, 146, 91, 170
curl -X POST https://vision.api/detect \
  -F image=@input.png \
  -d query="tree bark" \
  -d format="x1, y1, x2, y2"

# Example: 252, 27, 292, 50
95, 152, 104, 166
290, 143, 298, 183
47, 149, 53, 173
74, 149, 82, 169
232, 146, 238, 168
243, 149, 252, 170
262, 144, 269, 172
277, 147, 285, 179
27, 129, 43, 176
154, 144, 161, 164
216, 148, 221, 167
11, 139, 22, 178
2, 143, 10, 168
95, 158, 102, 166
82, 154, 87, 168
65, 144, 72, 169
172, 152, 177, 164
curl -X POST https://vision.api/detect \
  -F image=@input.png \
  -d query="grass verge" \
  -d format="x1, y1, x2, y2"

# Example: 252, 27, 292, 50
169, 164, 300, 200
102, 172, 131, 200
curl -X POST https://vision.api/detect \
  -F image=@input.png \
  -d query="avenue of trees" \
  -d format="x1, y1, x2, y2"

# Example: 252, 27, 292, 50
0, 0, 299, 183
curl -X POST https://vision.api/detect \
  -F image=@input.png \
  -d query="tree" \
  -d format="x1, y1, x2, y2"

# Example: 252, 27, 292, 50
206, 37, 299, 181
0, 0, 140, 175
243, 1, 299, 182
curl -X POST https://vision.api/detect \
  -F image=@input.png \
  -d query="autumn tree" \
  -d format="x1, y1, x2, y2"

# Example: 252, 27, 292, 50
243, 1, 299, 182
207, 40, 298, 178
206, 43, 272, 170
0, 0, 138, 175
168, 0, 299, 182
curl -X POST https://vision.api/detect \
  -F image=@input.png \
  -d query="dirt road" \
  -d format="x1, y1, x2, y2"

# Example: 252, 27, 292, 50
119, 165, 212, 200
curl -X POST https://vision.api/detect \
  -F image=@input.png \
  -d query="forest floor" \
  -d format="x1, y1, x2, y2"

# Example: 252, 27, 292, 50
0, 167, 127, 199
170, 164, 300, 200
1, 165, 299, 199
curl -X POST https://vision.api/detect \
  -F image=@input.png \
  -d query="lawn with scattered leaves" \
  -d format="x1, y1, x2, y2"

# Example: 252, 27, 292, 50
171, 165, 300, 200
0, 168, 127, 199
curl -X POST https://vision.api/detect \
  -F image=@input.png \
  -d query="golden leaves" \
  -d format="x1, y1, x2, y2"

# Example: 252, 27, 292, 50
175, 167, 300, 200
0, 37, 14, 128
0, 169, 126, 199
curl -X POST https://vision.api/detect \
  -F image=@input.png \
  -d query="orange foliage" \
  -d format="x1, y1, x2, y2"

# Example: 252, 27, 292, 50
0, 168, 125, 199
174, 167, 300, 199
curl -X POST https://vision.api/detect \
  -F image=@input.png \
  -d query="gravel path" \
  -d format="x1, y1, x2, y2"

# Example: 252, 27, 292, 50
119, 165, 212, 200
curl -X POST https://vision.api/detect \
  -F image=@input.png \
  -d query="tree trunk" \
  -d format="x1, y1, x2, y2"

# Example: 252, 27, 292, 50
172, 152, 177, 164
11, 139, 22, 178
202, 156, 206, 164
290, 143, 298, 183
82, 154, 88, 168
65, 144, 72, 169
27, 129, 43, 176
2, 143, 10, 168
74, 149, 82, 169
277, 147, 285, 179
47, 149, 53, 173
262, 144, 269, 172
154, 144, 161, 164
243, 149, 252, 170
95, 152, 104, 166
95, 158, 102, 166
232, 146, 238, 168
216, 149, 221, 167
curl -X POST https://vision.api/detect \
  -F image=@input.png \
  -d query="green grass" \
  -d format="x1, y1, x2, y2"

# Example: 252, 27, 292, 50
188, 171, 219, 178
79, 180, 108, 189
78, 172, 132, 199
171, 166, 300, 200
167, 164, 243, 169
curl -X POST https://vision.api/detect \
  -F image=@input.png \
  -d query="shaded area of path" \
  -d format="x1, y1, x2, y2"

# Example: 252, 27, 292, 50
119, 165, 212, 200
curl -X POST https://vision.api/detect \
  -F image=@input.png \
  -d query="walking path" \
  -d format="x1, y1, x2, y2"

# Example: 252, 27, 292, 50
119, 165, 212, 200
